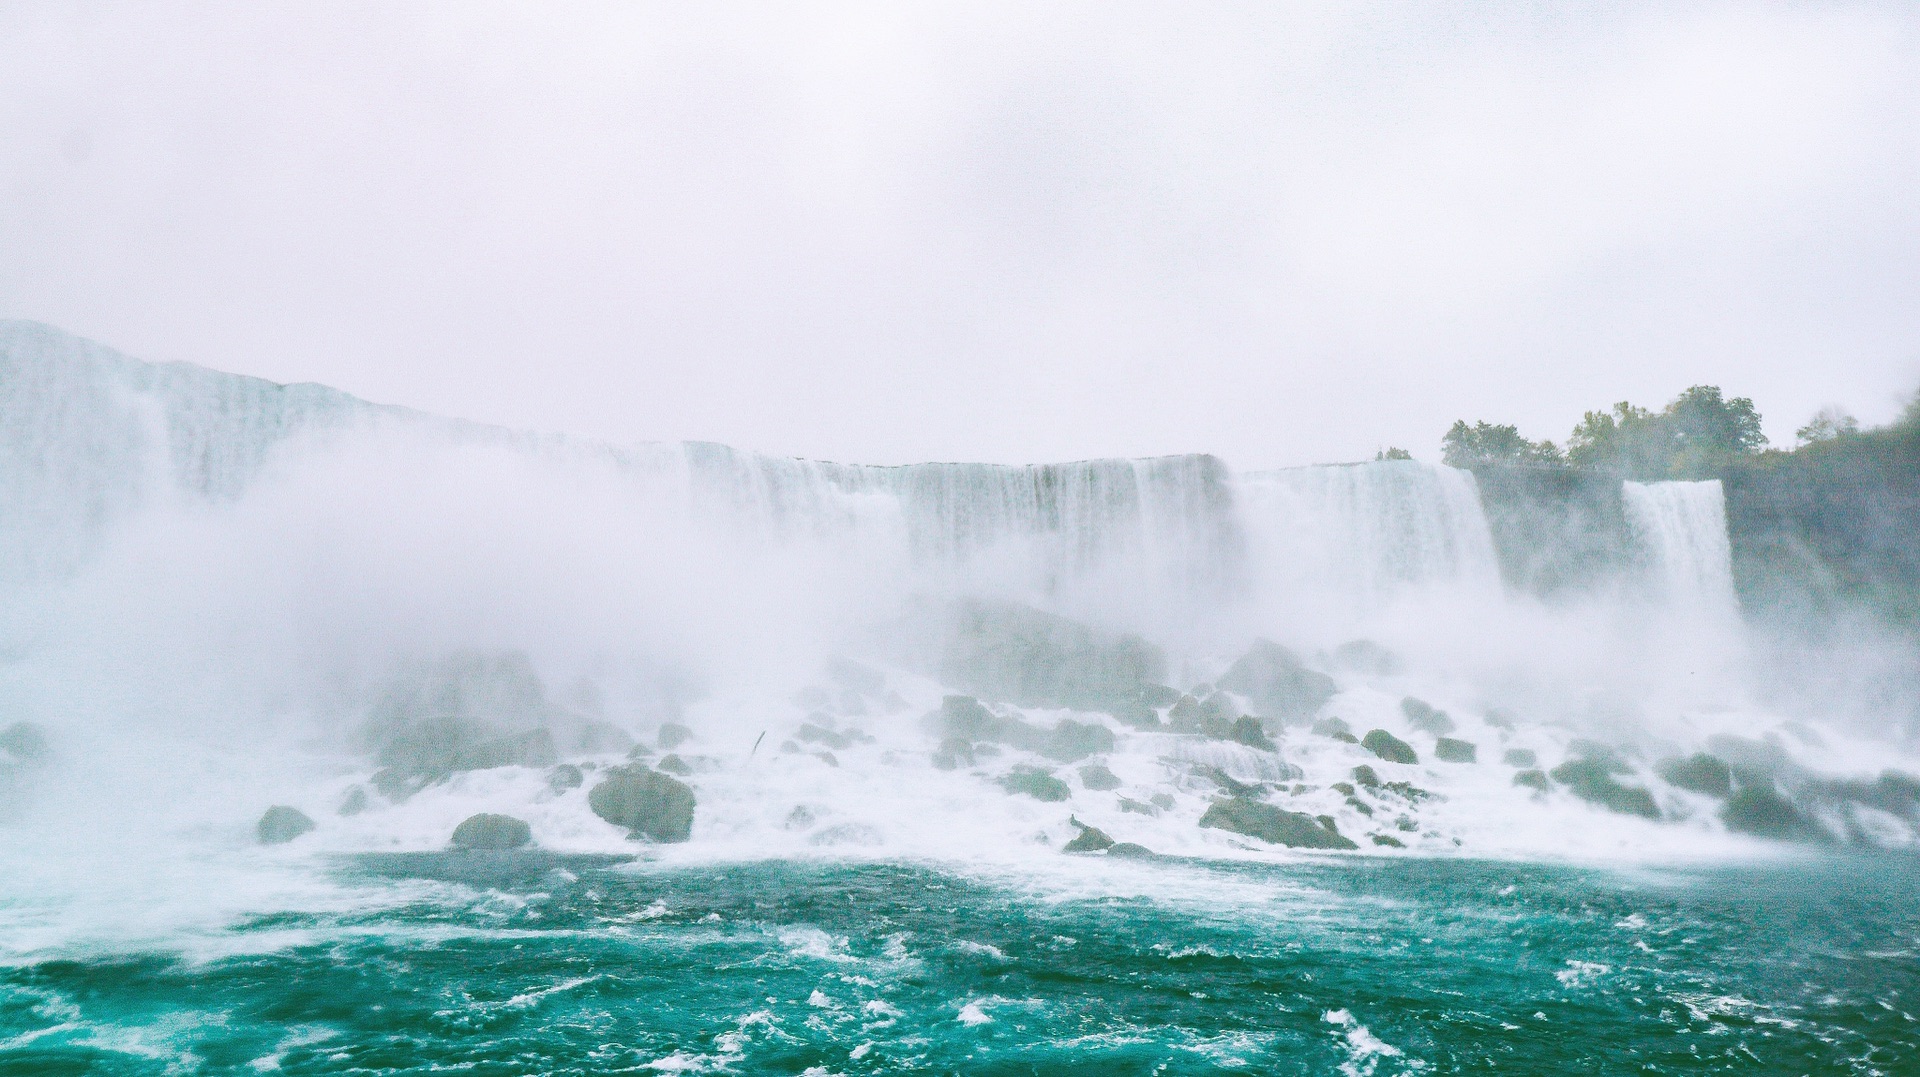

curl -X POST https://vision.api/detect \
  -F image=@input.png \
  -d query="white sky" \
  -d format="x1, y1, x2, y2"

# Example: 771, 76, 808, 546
3, 2, 1918, 467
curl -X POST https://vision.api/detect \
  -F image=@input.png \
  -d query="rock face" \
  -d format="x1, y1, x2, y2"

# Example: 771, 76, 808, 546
999, 766, 1071, 802
1362, 730, 1418, 765
1216, 640, 1337, 722
257, 805, 315, 845
1549, 759, 1659, 819
1399, 698, 1454, 736
1433, 738, 1477, 764
588, 765, 696, 842
1658, 753, 1733, 798
1199, 797, 1357, 850
451, 813, 533, 850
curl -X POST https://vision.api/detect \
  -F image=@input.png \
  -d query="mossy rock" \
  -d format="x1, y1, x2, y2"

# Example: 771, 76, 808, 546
1369, 833, 1406, 848
1199, 797, 1356, 850
1433, 738, 1477, 764
257, 805, 315, 845
1362, 730, 1418, 765
451, 813, 532, 850
588, 765, 696, 842
999, 767, 1071, 802
1077, 762, 1122, 791
1722, 785, 1825, 842
1549, 759, 1659, 819
1502, 748, 1537, 767
1229, 716, 1276, 751
1400, 698, 1454, 736
1107, 842, 1155, 859
1658, 753, 1733, 798
1351, 764, 1381, 788
1512, 769, 1550, 793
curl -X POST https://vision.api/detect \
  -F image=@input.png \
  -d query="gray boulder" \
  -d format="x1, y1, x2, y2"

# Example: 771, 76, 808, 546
1062, 817, 1115, 853
1513, 769, 1550, 793
1549, 759, 1658, 819
1399, 698, 1454, 736
547, 763, 585, 793
588, 765, 696, 842
1433, 738, 1477, 764
1217, 640, 1338, 721
936, 599, 1167, 712
1657, 753, 1733, 798
656, 754, 693, 776
658, 722, 693, 750
999, 766, 1071, 802
0, 722, 50, 763
257, 805, 315, 845
1362, 730, 1418, 765
1722, 785, 1825, 842
451, 813, 533, 850
1502, 749, 1537, 767
1077, 762, 1122, 791
1199, 798, 1357, 850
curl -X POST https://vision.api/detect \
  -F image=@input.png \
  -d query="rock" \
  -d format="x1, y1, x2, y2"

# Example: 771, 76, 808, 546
1063, 816, 1115, 853
547, 763, 585, 793
1149, 793, 1175, 810
450, 813, 533, 850
1657, 753, 1733, 798
574, 721, 635, 754
934, 696, 999, 740
793, 686, 832, 709
826, 657, 886, 696
932, 737, 976, 771
1191, 764, 1262, 798
1077, 762, 1122, 791
797, 723, 855, 750
1399, 698, 1454, 736
338, 786, 370, 816
363, 651, 574, 780
935, 599, 1167, 711
1433, 738, 1477, 764
1332, 640, 1400, 675
656, 753, 693, 776
1331, 782, 1356, 796
588, 765, 696, 842
1311, 716, 1354, 739
1565, 739, 1632, 774
1351, 764, 1381, 788
1502, 748, 1537, 767
1137, 684, 1183, 709
1217, 640, 1338, 721
1105, 700, 1162, 729
814, 751, 839, 767
1361, 730, 1418, 765
1199, 798, 1357, 850
1168, 693, 1239, 738
1229, 716, 1276, 751
999, 766, 1071, 802
1722, 785, 1825, 841
1513, 769, 1551, 793
1484, 708, 1518, 732
1370, 833, 1406, 848
1042, 719, 1117, 763
1107, 842, 1155, 859
0, 722, 50, 763
785, 806, 816, 829
928, 696, 1113, 763
1548, 759, 1659, 819
1118, 797, 1159, 816
257, 806, 315, 845
658, 722, 693, 750
370, 767, 424, 802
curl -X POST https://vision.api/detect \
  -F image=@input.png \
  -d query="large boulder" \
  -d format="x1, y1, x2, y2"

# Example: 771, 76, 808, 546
1216, 640, 1337, 722
1361, 730, 1418, 765
588, 765, 696, 842
451, 813, 533, 850
1199, 798, 1356, 850
935, 600, 1166, 712
1549, 759, 1659, 819
999, 766, 1071, 802
257, 805, 315, 845
1062, 817, 1115, 853
1433, 738, 1477, 764
1657, 753, 1733, 798
1077, 762, 1122, 791
1399, 698, 1454, 736
362, 651, 571, 781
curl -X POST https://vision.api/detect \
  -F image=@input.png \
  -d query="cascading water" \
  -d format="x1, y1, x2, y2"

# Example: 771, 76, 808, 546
1622, 479, 1740, 615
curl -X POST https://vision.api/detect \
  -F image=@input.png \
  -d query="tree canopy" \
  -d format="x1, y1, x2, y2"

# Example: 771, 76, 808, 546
1446, 385, 1768, 479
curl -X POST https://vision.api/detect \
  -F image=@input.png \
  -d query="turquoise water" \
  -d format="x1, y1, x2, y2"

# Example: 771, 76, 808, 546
2, 854, 1914, 1075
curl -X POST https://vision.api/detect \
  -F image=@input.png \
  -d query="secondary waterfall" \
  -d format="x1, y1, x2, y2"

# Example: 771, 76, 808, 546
1622, 479, 1739, 615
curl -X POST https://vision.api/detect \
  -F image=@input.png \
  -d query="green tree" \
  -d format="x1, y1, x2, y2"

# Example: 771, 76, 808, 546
1566, 402, 1667, 477
1665, 385, 1766, 476
1440, 421, 1561, 469
1376, 447, 1413, 461
1795, 406, 1860, 445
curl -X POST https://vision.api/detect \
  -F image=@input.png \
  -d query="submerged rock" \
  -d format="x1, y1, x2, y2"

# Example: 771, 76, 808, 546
1658, 753, 1733, 798
588, 765, 696, 843
1107, 842, 1155, 859
1361, 730, 1418, 765
1217, 640, 1338, 721
1399, 698, 1454, 736
1502, 749, 1537, 768
1370, 833, 1406, 848
1063, 817, 1115, 853
547, 763, 585, 793
451, 812, 533, 850
657, 722, 693, 750
1077, 762, 1122, 791
999, 766, 1071, 802
1199, 798, 1357, 850
257, 805, 315, 845
1433, 738, 1477, 764
1549, 759, 1659, 819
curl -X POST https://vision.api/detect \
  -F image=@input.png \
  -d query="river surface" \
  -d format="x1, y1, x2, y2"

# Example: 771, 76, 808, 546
2, 852, 1915, 1075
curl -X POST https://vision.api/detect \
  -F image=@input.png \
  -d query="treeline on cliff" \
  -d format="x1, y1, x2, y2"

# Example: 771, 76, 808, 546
1441, 387, 1920, 627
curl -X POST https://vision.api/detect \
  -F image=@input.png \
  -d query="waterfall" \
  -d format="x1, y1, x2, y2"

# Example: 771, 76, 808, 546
1622, 480, 1738, 614
1235, 461, 1503, 613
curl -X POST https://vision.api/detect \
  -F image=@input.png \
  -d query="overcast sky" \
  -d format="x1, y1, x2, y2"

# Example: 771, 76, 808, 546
3, 3, 1917, 467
